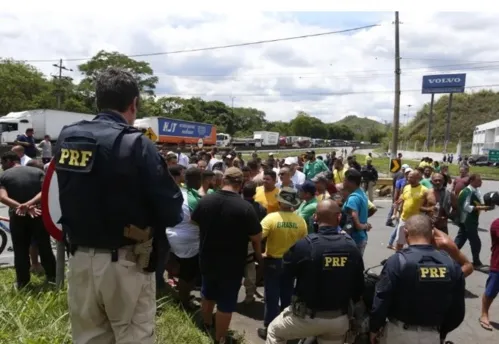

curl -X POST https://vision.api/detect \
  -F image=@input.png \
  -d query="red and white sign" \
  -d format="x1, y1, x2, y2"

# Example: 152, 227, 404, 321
41, 160, 63, 242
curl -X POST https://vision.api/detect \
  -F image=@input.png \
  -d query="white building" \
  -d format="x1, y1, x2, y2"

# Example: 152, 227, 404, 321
472, 119, 499, 155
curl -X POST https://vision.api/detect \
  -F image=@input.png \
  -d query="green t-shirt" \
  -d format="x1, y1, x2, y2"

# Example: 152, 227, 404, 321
207, 189, 215, 195
303, 160, 329, 180
420, 178, 433, 189
186, 188, 202, 212
295, 198, 318, 233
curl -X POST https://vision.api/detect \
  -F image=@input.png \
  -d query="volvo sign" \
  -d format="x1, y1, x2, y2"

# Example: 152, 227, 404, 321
422, 73, 466, 94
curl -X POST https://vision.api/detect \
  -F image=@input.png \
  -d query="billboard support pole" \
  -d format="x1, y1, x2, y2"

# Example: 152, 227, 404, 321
444, 93, 454, 154
426, 93, 435, 152
390, 11, 401, 163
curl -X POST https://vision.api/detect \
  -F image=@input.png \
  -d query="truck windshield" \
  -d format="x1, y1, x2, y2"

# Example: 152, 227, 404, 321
0, 122, 18, 132
216, 134, 227, 140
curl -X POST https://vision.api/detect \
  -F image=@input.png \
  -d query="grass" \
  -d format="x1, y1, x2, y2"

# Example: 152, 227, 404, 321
358, 155, 499, 180
0, 269, 212, 344
241, 147, 334, 160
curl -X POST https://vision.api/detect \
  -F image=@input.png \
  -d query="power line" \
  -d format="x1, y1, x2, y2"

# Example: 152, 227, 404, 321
19, 24, 380, 63
151, 62, 499, 80
154, 83, 499, 98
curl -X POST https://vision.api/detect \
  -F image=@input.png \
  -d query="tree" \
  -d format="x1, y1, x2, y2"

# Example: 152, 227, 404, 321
0, 60, 55, 115
78, 50, 159, 96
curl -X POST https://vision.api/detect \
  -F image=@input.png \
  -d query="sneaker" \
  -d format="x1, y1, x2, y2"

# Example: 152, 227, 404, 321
257, 327, 267, 340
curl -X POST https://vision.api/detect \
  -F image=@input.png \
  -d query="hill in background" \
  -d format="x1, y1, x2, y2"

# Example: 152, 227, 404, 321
334, 115, 388, 141
402, 90, 499, 145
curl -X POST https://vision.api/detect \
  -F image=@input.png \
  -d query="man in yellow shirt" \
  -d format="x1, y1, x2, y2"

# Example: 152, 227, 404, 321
394, 170, 429, 250
255, 170, 280, 213
257, 187, 308, 340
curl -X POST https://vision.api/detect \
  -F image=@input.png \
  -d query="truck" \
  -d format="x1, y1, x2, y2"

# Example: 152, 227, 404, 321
253, 131, 279, 147
134, 117, 217, 147
0, 109, 96, 144
216, 133, 262, 148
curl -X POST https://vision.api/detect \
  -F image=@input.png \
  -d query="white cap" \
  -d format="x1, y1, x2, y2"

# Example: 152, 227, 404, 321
284, 157, 298, 165
401, 164, 410, 169
226, 154, 233, 159
269, 152, 274, 156
405, 168, 413, 174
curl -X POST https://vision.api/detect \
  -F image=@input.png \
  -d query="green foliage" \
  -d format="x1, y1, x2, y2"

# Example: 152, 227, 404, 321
0, 52, 389, 141
0, 269, 211, 344
335, 115, 388, 143
404, 90, 499, 142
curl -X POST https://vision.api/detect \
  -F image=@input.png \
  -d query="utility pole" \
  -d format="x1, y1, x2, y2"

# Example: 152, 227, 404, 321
51, 58, 73, 290
390, 11, 401, 161
444, 93, 453, 153
52, 59, 73, 109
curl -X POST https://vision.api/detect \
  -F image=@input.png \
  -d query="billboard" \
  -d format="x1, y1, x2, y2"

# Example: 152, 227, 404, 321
422, 73, 466, 94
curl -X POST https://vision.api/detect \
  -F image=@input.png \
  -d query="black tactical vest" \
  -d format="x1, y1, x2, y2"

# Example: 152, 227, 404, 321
54, 115, 150, 249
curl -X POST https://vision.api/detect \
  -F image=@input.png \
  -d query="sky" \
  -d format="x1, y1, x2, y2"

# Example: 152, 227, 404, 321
1, 7, 499, 125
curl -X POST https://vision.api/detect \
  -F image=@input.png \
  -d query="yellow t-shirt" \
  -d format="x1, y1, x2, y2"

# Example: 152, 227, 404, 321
255, 186, 280, 213
333, 168, 347, 185
316, 191, 331, 202
261, 211, 308, 258
400, 184, 428, 221
368, 200, 375, 210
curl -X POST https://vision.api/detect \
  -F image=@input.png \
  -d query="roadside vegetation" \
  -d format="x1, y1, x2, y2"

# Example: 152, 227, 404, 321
0, 269, 211, 344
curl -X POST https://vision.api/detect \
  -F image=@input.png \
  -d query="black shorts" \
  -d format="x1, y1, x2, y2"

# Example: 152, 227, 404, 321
172, 253, 199, 282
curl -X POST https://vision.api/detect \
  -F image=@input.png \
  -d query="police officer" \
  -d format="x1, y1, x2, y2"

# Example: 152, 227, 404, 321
54, 68, 183, 344
266, 199, 365, 344
370, 214, 465, 344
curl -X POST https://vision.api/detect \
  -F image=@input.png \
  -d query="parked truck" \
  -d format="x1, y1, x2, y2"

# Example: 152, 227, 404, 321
216, 133, 262, 148
0, 109, 95, 144
134, 117, 217, 147
253, 131, 279, 147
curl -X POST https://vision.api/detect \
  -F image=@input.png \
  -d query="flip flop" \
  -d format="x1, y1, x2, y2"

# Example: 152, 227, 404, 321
479, 318, 493, 331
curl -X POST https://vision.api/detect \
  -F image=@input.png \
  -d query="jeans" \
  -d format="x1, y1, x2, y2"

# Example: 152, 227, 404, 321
454, 222, 482, 264
263, 258, 294, 327
356, 241, 368, 256
386, 206, 394, 224
388, 227, 397, 246
10, 215, 56, 287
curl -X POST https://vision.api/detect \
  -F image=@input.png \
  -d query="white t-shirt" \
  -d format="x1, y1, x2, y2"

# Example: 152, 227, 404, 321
177, 153, 190, 168
291, 170, 306, 186
165, 189, 199, 258
20, 155, 32, 166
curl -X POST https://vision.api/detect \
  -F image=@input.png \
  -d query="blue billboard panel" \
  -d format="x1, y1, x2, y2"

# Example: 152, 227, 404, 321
422, 73, 466, 94
158, 118, 213, 138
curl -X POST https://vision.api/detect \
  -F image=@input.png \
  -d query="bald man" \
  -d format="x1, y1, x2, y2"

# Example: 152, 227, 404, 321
266, 199, 364, 344
11, 145, 32, 166
370, 215, 465, 344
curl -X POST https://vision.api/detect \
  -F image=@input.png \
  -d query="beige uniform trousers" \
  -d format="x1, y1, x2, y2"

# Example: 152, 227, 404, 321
266, 306, 349, 344
379, 321, 440, 344
68, 247, 156, 344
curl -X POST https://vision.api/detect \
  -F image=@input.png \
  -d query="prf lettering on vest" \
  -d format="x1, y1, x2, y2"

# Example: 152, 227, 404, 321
59, 148, 93, 167
323, 255, 348, 268
419, 266, 447, 279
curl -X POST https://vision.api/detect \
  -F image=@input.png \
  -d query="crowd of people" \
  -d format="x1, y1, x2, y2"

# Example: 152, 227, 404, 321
0, 67, 498, 344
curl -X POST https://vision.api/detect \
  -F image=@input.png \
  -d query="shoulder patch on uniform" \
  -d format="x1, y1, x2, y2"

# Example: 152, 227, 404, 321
417, 264, 451, 281
55, 141, 97, 173
323, 252, 349, 269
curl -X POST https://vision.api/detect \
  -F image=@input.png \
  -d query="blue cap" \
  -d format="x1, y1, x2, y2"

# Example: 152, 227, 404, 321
297, 180, 316, 195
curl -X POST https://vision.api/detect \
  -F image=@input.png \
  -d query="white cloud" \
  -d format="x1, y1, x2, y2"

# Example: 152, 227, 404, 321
2, 7, 499, 125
